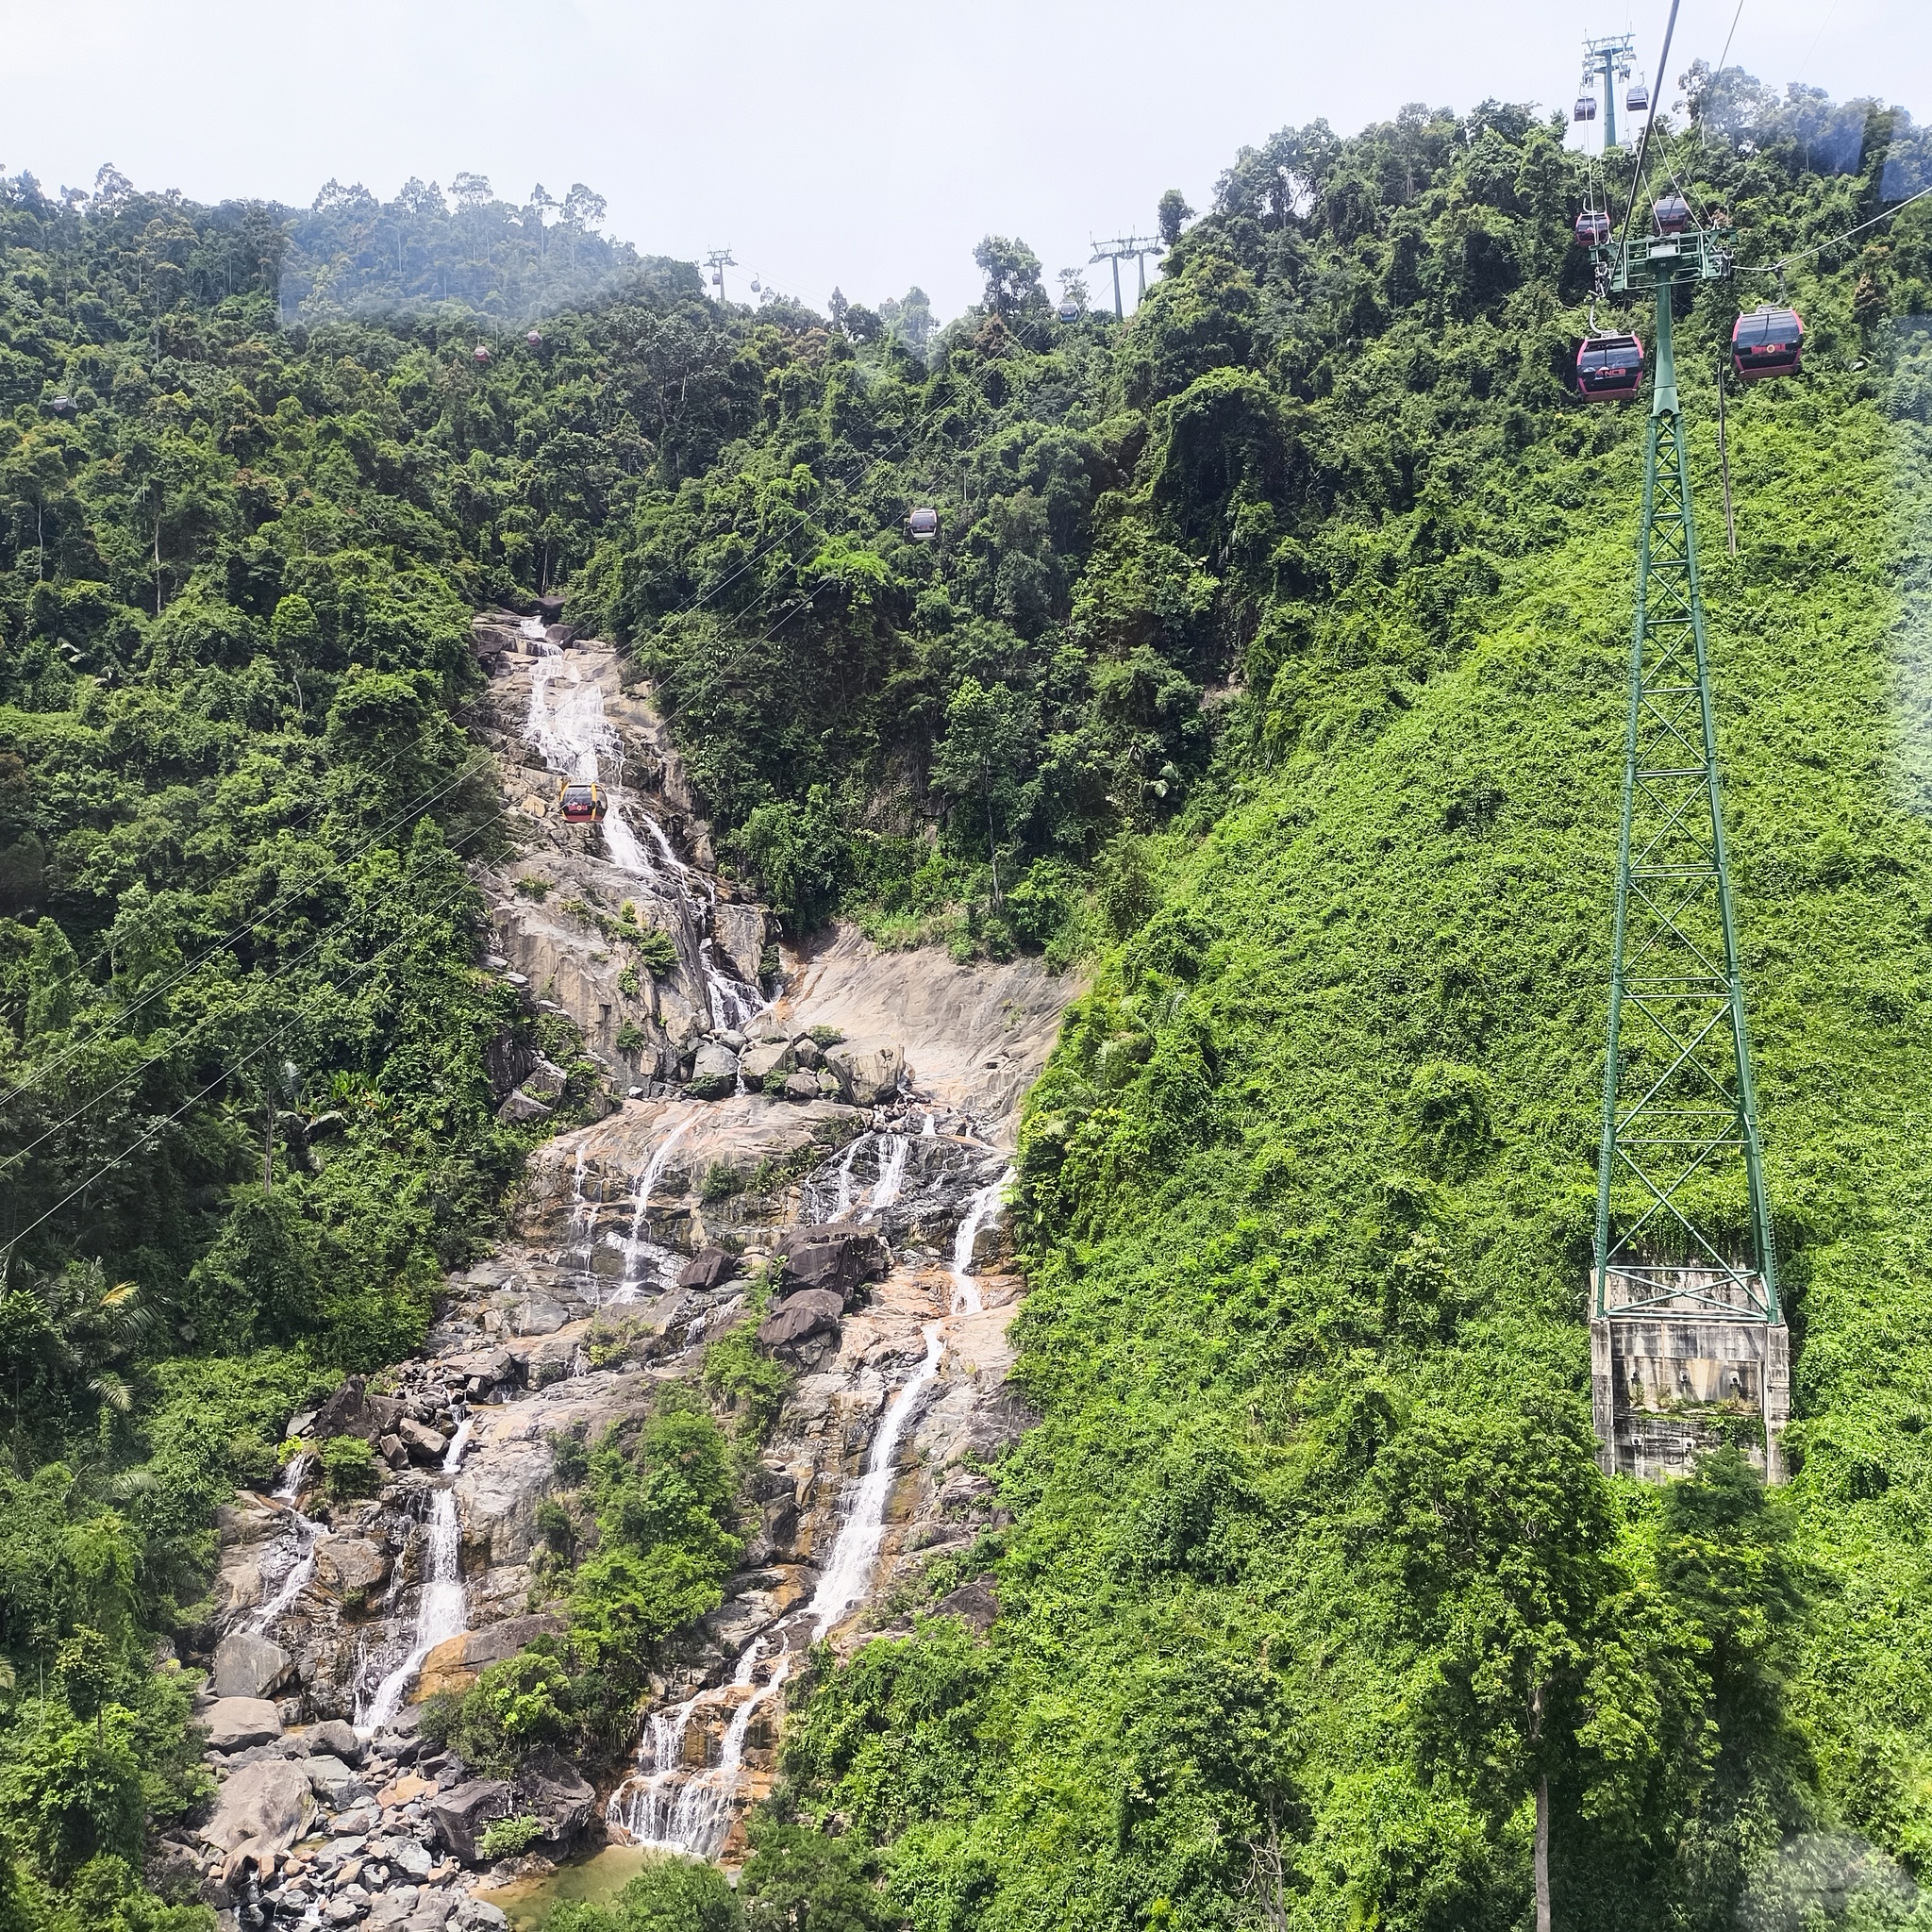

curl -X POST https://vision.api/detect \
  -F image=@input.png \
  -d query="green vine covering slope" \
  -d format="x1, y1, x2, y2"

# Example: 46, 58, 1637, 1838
0, 58, 1928, 1932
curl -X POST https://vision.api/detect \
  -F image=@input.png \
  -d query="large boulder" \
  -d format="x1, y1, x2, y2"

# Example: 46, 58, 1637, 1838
824, 1041, 904, 1107
199, 1757, 313, 1856
205, 1696, 284, 1752
511, 1750, 598, 1856
313, 1537, 388, 1596
417, 1612, 565, 1701
308, 1718, 363, 1765
425, 1779, 512, 1864
398, 1418, 447, 1465
713, 904, 767, 989
758, 1289, 846, 1350
678, 1246, 737, 1291
212, 1630, 292, 1701
740, 1039, 793, 1086
497, 1088, 553, 1124
684, 1041, 739, 1101
782, 1071, 822, 1102
312, 1378, 404, 1444
775, 1224, 888, 1297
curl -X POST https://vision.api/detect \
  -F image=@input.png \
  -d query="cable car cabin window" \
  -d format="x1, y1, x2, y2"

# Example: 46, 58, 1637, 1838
1576, 335, 1644, 401
1574, 211, 1611, 248
1730, 307, 1805, 382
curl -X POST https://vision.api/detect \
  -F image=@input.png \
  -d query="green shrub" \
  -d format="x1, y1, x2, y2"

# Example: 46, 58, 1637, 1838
318, 1436, 380, 1499
477, 1814, 545, 1860
634, 927, 678, 976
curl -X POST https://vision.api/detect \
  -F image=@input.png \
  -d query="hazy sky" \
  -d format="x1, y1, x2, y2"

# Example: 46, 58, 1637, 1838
1, 0, 1924, 321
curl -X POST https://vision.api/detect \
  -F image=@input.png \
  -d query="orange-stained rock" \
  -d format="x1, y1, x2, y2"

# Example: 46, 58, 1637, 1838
414, 1633, 474, 1703
375, 1773, 438, 1809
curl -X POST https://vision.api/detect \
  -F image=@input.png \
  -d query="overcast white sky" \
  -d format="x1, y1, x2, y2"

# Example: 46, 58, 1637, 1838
0, 0, 1924, 321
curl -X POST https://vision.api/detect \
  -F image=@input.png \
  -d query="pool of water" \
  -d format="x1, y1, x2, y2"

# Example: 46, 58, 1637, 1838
475, 1846, 663, 1928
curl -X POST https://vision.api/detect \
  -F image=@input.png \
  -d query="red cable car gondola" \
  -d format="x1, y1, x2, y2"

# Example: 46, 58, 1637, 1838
908, 507, 940, 542
473, 343, 491, 364
1574, 210, 1611, 249
558, 779, 608, 824
1730, 306, 1805, 383
1576, 333, 1644, 402
1652, 194, 1692, 236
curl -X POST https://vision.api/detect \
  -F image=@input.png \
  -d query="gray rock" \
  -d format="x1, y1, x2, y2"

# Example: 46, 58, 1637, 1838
824, 1041, 905, 1107
791, 1035, 824, 1070
522, 1056, 568, 1101
712, 903, 767, 987
933, 1576, 1001, 1634
308, 1719, 364, 1766
200, 1757, 314, 1856
308, 1536, 387, 1597
286, 1410, 318, 1441
387, 1840, 435, 1881
212, 1630, 292, 1701
740, 1039, 793, 1086
450, 1903, 509, 1932
306, 1755, 359, 1797
684, 1041, 739, 1101
677, 1246, 736, 1291
510, 1749, 597, 1854
758, 1289, 845, 1350
205, 1696, 284, 1752
425, 1780, 512, 1863
496, 1089, 552, 1125
775, 1224, 888, 1295
781, 1070, 822, 1102
397, 1418, 446, 1464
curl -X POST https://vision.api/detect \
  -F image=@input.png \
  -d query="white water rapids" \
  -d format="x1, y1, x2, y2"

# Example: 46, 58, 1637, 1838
608, 1162, 1013, 1858
520, 622, 763, 1033
355, 1418, 474, 1736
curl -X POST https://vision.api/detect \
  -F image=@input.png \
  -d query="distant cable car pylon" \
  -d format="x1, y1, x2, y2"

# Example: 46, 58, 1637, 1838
1088, 235, 1162, 320
704, 247, 736, 304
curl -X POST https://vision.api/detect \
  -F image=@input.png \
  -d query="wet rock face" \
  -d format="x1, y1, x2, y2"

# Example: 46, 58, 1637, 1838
775, 1224, 889, 1295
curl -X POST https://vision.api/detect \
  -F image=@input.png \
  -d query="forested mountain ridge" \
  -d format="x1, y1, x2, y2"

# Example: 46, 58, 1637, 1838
0, 65, 1928, 1932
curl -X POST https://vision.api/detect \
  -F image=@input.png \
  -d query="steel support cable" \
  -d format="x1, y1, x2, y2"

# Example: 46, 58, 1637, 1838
0, 819, 496, 1262
0, 786, 503, 1175
1618, 0, 1684, 256
0, 741, 511, 1114
0, 354, 990, 1117
1734, 180, 1932, 274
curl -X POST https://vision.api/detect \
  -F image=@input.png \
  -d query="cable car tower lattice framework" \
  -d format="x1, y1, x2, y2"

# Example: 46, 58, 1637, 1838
1582, 32, 1636, 148
1585, 209, 1791, 1481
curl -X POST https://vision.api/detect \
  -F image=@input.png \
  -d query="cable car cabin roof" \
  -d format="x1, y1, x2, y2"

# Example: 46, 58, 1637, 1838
1731, 306, 1805, 381
1574, 210, 1611, 246
1652, 194, 1692, 234
1576, 333, 1644, 400
1574, 95, 1598, 120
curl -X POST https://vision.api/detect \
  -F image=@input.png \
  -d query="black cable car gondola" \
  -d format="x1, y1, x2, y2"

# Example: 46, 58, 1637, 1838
1626, 75, 1650, 114
1576, 333, 1644, 402
1574, 95, 1598, 123
558, 779, 608, 824
1574, 209, 1611, 248
1652, 193, 1691, 236
1730, 305, 1805, 383
1057, 300, 1080, 324
908, 507, 940, 542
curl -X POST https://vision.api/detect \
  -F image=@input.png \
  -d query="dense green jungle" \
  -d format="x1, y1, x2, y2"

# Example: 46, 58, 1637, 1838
1, 56, 1931, 1932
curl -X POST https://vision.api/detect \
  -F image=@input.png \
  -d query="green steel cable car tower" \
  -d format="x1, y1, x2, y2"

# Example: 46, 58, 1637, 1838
1588, 212, 1790, 1479
1581, 33, 1636, 149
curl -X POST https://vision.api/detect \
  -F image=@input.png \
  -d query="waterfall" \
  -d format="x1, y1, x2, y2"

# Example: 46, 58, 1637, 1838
862, 1135, 909, 1222
825, 1134, 870, 1223
949, 1171, 1012, 1316
249, 1454, 323, 1633
922, 1112, 937, 1138
608, 1638, 791, 1858
516, 621, 765, 1033
355, 1426, 473, 1735
805, 1324, 945, 1640
614, 1117, 693, 1303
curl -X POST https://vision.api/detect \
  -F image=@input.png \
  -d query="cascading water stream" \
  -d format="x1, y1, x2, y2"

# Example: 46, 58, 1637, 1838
517, 622, 765, 1033
249, 1454, 323, 1633
614, 1117, 694, 1303
355, 1420, 474, 1735
825, 1133, 870, 1223
862, 1135, 909, 1222
607, 1159, 1010, 1857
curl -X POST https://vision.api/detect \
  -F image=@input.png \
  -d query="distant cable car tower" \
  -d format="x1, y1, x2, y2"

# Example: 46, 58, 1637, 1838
1579, 32, 1638, 148
1582, 198, 1790, 1482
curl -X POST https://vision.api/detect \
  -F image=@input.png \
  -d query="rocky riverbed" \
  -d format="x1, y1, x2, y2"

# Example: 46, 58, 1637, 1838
179, 620, 1077, 1926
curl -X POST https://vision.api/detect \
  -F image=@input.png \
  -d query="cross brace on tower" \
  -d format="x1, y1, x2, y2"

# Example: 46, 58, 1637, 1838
1089, 236, 1162, 320
1588, 216, 1790, 1481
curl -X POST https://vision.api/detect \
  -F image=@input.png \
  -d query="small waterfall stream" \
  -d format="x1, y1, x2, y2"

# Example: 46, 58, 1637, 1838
607, 1162, 1014, 1857
249, 1454, 323, 1632
355, 1420, 474, 1736
613, 1117, 694, 1303
519, 625, 765, 1033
